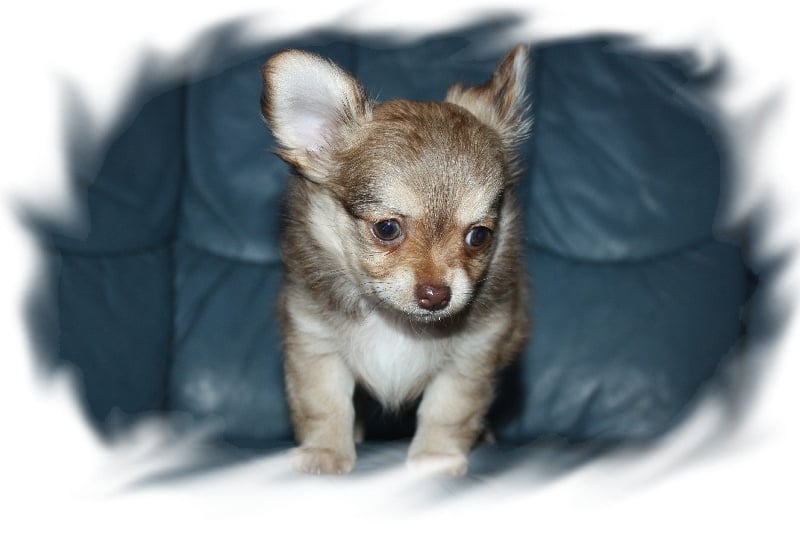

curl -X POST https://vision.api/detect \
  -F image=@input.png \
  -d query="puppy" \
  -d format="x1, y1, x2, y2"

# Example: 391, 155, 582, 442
260, 44, 531, 476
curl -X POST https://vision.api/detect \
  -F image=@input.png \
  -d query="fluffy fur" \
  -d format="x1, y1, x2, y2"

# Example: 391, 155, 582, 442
261, 45, 531, 476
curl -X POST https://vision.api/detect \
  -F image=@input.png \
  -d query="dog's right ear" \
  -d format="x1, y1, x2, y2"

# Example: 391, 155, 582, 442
261, 50, 371, 182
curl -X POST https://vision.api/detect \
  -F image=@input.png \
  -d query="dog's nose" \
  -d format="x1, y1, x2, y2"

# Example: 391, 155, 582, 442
416, 284, 451, 311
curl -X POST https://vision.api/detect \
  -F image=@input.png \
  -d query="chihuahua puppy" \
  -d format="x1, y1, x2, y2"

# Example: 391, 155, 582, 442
261, 44, 531, 476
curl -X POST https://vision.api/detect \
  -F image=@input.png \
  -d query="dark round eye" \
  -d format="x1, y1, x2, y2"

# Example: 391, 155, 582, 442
465, 226, 492, 249
372, 219, 403, 242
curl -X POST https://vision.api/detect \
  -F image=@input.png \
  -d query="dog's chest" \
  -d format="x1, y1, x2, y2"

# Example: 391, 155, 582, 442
344, 314, 443, 408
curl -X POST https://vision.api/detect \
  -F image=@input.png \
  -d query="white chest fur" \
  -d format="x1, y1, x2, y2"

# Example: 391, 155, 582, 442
343, 313, 444, 408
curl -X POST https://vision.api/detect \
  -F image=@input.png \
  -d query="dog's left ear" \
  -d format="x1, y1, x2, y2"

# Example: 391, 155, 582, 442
446, 44, 531, 151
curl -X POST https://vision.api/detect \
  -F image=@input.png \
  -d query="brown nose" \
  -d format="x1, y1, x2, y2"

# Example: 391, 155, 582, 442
416, 284, 451, 311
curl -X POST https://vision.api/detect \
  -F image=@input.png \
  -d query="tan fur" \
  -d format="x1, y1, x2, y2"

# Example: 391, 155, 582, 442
261, 45, 531, 476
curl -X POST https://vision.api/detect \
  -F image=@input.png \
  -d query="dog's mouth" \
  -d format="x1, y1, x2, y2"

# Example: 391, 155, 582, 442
360, 277, 472, 323
382, 294, 470, 325
405, 306, 456, 323
370, 301, 465, 331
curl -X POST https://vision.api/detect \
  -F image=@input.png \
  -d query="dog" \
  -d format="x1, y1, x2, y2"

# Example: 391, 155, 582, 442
260, 44, 531, 476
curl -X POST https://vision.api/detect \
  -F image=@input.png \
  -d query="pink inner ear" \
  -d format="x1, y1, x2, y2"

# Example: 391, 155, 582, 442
289, 108, 330, 153
280, 79, 347, 154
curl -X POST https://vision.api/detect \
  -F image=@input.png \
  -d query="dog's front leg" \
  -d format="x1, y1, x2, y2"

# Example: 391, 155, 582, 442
408, 369, 493, 476
285, 343, 356, 475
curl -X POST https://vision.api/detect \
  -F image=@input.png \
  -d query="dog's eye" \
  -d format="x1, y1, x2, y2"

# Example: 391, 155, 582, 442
465, 226, 492, 249
372, 219, 403, 242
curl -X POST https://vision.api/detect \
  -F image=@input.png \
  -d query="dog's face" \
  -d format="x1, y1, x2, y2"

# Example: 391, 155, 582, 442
331, 100, 507, 319
262, 46, 530, 321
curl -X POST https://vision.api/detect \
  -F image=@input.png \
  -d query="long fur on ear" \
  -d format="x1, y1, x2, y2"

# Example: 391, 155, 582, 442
446, 44, 532, 151
261, 50, 372, 182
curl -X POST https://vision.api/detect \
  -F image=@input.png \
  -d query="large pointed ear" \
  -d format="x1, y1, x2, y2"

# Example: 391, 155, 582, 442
446, 44, 531, 150
261, 50, 371, 182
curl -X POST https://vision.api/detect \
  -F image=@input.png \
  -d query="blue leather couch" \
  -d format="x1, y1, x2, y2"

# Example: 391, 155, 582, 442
28, 23, 752, 458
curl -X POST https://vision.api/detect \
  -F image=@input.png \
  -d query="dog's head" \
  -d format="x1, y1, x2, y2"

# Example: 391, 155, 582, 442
262, 45, 530, 321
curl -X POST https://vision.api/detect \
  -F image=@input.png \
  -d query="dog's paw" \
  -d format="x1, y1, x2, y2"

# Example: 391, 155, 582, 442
406, 450, 468, 477
290, 446, 355, 475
